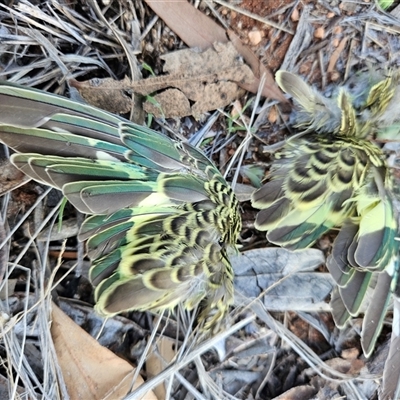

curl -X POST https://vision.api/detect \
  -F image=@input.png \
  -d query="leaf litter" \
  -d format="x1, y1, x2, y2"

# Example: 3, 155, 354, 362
0, 0, 399, 399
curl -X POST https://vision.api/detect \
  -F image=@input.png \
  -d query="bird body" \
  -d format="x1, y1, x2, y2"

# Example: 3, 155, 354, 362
0, 82, 241, 332
252, 71, 400, 357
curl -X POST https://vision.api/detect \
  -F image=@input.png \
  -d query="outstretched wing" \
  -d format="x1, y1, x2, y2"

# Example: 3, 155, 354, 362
0, 82, 241, 332
252, 136, 386, 250
253, 70, 399, 358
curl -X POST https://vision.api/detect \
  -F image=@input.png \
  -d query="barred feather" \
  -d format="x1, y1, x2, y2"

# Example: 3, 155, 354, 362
0, 82, 241, 332
252, 71, 400, 357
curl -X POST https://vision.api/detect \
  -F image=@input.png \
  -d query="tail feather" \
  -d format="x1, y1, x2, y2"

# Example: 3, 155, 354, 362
382, 295, 400, 400
339, 270, 372, 316
361, 271, 393, 357
327, 220, 358, 285
330, 288, 351, 328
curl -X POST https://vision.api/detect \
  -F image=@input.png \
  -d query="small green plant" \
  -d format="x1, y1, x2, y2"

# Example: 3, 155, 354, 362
226, 98, 255, 135
145, 94, 165, 120
141, 62, 156, 76
378, 0, 394, 9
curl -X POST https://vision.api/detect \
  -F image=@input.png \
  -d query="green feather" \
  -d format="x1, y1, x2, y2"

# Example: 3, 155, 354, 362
253, 70, 400, 358
0, 81, 241, 334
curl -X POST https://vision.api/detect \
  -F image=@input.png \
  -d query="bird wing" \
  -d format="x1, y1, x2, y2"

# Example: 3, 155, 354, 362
0, 82, 241, 332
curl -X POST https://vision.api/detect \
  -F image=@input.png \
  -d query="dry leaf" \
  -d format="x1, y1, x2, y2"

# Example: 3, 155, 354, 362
327, 37, 348, 74
325, 357, 365, 375
36, 218, 79, 242
71, 1, 290, 120
51, 303, 157, 400
272, 385, 318, 400
146, 335, 176, 400
145, 0, 287, 104
232, 248, 333, 312
69, 77, 133, 114
135, 42, 253, 118
211, 370, 262, 395
233, 182, 255, 202
143, 88, 190, 118
145, 0, 226, 50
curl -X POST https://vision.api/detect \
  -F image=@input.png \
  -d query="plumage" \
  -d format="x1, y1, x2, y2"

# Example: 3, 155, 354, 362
0, 82, 241, 332
382, 293, 400, 400
252, 71, 400, 358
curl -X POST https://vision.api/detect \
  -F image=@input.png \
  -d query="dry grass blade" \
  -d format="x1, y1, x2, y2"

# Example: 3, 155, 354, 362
126, 316, 254, 400
1, 0, 399, 399
0, 0, 132, 87
0, 195, 66, 399
212, 0, 294, 34
145, 0, 227, 49
246, 298, 378, 385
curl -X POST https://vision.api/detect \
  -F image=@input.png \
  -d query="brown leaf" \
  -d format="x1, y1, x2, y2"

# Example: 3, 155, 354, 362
143, 88, 190, 118
191, 81, 245, 116
145, 0, 288, 104
146, 335, 176, 400
51, 303, 157, 400
145, 0, 227, 49
69, 77, 133, 114
273, 385, 318, 400
133, 42, 251, 117
133, 43, 253, 95
325, 357, 365, 375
